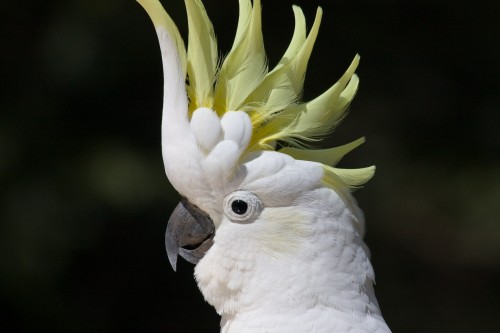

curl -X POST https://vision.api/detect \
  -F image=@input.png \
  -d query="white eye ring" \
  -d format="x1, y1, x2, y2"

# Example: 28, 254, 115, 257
223, 191, 262, 223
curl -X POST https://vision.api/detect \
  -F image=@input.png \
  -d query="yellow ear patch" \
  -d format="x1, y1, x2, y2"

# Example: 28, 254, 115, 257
256, 207, 312, 260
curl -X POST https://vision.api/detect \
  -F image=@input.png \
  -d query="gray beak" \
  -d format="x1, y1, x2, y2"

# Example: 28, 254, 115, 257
165, 198, 215, 271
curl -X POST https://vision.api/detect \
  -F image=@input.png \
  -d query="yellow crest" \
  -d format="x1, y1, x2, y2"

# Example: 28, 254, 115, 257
137, 0, 375, 191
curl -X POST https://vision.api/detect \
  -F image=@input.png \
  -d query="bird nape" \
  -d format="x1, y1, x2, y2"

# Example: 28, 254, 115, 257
136, 0, 391, 332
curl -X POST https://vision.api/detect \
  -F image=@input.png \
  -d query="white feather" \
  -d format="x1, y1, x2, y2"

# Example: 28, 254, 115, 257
195, 155, 391, 332
190, 107, 223, 152
221, 111, 253, 151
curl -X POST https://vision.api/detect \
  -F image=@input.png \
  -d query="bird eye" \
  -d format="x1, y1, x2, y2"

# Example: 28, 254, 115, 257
224, 191, 262, 223
231, 200, 248, 215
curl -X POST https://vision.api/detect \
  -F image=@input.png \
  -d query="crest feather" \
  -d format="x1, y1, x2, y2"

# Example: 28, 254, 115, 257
323, 165, 376, 190
185, 0, 218, 112
251, 54, 360, 149
280, 137, 366, 167
244, 7, 320, 129
137, 0, 187, 76
214, 0, 267, 114
137, 0, 374, 192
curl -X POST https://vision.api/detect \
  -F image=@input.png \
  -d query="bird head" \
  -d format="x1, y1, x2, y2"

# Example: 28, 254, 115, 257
137, 0, 376, 310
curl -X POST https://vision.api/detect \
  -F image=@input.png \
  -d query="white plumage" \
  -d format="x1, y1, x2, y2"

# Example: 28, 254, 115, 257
194, 145, 389, 332
136, 0, 391, 331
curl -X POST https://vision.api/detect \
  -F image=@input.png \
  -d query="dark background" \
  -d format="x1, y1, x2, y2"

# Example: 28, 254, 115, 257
1, 0, 499, 332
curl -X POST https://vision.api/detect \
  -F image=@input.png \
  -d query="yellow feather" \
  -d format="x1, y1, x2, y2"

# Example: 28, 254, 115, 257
136, 0, 187, 77
246, 7, 323, 150
232, 0, 252, 52
137, 0, 374, 192
214, 0, 268, 114
256, 55, 360, 148
280, 137, 365, 167
278, 6, 307, 67
291, 8, 323, 89
243, 6, 308, 123
185, 0, 218, 113
323, 165, 376, 191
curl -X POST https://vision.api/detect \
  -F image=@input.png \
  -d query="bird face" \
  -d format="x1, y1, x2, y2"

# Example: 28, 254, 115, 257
137, 0, 373, 274
136, 2, 391, 331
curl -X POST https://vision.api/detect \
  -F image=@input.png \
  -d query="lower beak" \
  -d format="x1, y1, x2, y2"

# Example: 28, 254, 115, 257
165, 198, 215, 271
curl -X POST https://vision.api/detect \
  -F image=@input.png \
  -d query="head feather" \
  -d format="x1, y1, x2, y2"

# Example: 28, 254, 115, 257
137, 0, 374, 191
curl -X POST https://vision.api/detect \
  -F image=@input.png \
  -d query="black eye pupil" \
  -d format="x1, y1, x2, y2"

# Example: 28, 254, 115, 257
231, 200, 248, 215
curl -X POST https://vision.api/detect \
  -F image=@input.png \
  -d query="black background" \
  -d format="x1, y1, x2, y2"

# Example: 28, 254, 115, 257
1, 0, 499, 332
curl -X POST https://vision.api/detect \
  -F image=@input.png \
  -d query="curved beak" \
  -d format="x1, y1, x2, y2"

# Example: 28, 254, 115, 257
165, 198, 215, 271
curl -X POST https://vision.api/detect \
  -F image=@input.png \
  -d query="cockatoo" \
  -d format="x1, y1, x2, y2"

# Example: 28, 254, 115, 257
136, 0, 390, 332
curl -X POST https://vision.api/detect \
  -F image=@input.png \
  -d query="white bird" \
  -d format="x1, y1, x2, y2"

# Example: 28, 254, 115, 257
136, 0, 391, 332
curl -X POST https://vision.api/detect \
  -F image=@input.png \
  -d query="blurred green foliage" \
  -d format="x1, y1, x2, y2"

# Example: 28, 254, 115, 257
1, 0, 499, 332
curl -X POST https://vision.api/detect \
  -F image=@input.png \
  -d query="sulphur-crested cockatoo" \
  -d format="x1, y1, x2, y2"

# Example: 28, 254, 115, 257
136, 0, 390, 332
